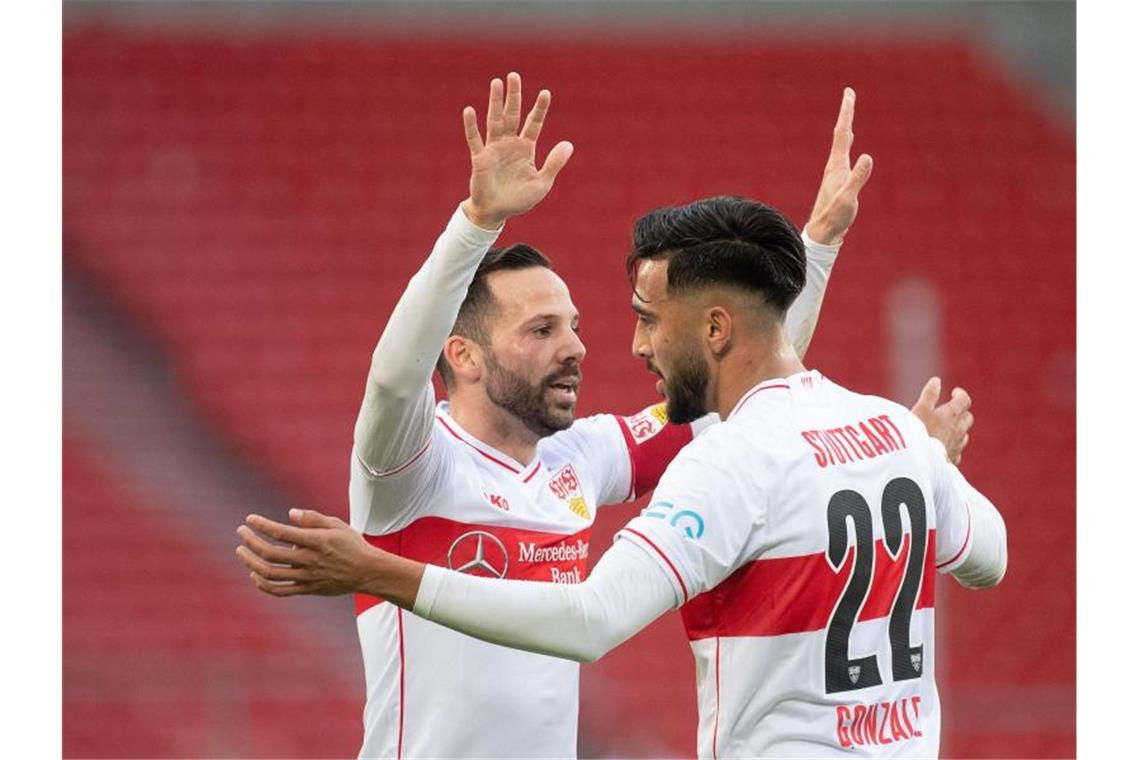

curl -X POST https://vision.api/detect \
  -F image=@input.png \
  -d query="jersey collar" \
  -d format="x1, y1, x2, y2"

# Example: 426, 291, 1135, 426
728, 370, 822, 419
435, 402, 545, 482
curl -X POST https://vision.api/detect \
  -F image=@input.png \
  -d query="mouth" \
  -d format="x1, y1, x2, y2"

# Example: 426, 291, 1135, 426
547, 376, 580, 404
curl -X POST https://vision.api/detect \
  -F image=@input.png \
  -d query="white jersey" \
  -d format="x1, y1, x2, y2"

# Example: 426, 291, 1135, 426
351, 401, 688, 759
348, 205, 840, 758
619, 371, 975, 758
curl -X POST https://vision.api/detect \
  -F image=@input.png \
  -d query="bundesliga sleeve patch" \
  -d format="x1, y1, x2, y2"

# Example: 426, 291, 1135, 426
623, 403, 669, 442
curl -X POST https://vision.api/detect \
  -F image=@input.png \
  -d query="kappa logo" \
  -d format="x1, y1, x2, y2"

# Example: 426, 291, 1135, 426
446, 531, 509, 578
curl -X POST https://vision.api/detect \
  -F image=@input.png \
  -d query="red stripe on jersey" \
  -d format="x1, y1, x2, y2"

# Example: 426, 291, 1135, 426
436, 415, 526, 474
936, 502, 972, 570
354, 516, 592, 616
622, 528, 690, 602
615, 415, 696, 500
397, 608, 406, 760
712, 637, 721, 760
355, 438, 431, 479
682, 530, 937, 640
522, 460, 543, 483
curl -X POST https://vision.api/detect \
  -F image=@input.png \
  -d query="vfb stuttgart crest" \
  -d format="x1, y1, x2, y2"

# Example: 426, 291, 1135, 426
549, 464, 589, 520
446, 531, 509, 578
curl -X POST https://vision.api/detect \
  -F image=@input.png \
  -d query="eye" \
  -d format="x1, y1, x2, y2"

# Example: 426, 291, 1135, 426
571, 323, 581, 335
533, 325, 552, 337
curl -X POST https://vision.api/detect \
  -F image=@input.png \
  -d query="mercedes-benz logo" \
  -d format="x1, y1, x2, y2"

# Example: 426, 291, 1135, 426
446, 531, 509, 578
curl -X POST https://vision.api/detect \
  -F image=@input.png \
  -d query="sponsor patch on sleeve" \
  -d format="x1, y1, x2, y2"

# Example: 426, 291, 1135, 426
623, 403, 669, 442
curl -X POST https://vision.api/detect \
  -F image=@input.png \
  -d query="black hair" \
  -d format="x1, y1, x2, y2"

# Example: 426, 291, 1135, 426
625, 196, 806, 317
436, 243, 551, 387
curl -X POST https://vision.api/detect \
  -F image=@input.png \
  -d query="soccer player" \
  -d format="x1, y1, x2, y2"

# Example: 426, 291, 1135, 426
239, 193, 1003, 758
237, 78, 974, 759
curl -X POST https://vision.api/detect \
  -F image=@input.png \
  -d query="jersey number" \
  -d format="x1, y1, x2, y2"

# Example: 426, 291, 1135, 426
824, 477, 927, 694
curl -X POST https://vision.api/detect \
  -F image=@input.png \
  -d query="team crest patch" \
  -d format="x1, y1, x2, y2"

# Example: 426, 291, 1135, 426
549, 464, 590, 520
624, 403, 668, 442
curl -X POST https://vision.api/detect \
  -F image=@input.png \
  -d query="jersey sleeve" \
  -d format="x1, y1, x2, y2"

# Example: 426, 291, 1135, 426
783, 232, 841, 358
555, 403, 717, 507
926, 437, 1008, 588
615, 429, 759, 604
352, 204, 501, 480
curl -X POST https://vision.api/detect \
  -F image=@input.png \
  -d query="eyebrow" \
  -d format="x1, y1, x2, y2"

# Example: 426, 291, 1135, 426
630, 302, 654, 318
524, 313, 580, 325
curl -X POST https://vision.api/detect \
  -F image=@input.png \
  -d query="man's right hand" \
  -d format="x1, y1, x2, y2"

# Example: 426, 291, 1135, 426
460, 72, 574, 230
911, 376, 974, 465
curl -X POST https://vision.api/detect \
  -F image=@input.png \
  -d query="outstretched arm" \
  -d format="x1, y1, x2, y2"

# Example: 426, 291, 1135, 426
236, 510, 675, 663
354, 73, 573, 479
784, 88, 874, 357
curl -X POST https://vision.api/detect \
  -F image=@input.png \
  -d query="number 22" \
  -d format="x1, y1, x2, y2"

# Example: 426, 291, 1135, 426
824, 477, 927, 694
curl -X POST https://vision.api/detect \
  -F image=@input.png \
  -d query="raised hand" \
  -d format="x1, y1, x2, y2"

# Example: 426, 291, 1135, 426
460, 72, 574, 229
804, 88, 874, 246
911, 377, 974, 465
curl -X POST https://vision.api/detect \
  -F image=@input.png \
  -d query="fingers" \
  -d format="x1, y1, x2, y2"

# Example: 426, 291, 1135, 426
502, 71, 522, 136
236, 545, 309, 583
914, 376, 942, 412
245, 513, 319, 549
950, 386, 972, 410
237, 524, 295, 565
486, 77, 504, 141
538, 140, 574, 184
521, 89, 552, 142
288, 507, 345, 529
462, 106, 483, 154
830, 87, 856, 161
248, 571, 310, 597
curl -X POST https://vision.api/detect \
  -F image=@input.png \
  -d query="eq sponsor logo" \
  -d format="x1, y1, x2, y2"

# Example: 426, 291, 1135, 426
446, 531, 509, 579
644, 500, 705, 540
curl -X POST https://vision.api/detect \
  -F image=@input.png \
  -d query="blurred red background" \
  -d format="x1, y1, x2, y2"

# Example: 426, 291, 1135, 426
63, 7, 1074, 758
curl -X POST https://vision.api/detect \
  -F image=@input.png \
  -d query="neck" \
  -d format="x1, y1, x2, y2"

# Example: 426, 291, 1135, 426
447, 391, 541, 465
713, 329, 805, 419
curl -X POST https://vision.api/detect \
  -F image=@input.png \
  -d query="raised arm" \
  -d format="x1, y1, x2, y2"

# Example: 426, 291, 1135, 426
785, 87, 874, 357
353, 73, 574, 476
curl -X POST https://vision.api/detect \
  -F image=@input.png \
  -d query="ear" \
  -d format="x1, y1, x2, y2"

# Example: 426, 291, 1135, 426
442, 336, 483, 383
705, 305, 733, 357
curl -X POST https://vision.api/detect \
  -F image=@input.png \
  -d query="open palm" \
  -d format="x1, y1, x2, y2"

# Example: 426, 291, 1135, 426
461, 73, 574, 229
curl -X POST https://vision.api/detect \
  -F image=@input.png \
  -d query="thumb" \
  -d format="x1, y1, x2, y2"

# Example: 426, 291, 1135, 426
841, 153, 874, 198
538, 140, 574, 184
915, 376, 941, 411
289, 508, 342, 529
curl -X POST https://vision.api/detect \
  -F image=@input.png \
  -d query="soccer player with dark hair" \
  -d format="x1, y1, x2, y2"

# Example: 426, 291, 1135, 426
237, 78, 977, 759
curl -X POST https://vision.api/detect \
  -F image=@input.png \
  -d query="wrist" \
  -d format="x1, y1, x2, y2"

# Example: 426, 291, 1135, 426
461, 198, 506, 231
360, 548, 426, 610
804, 221, 843, 247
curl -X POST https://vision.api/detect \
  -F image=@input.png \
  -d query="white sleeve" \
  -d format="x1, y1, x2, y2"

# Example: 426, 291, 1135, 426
928, 438, 1008, 589
413, 536, 678, 663
784, 231, 840, 358
352, 205, 502, 477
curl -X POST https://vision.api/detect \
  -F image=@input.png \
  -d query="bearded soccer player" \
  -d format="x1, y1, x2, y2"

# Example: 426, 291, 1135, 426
237, 82, 978, 758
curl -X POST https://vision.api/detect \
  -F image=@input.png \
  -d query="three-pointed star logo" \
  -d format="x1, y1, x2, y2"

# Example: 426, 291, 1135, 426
446, 531, 509, 578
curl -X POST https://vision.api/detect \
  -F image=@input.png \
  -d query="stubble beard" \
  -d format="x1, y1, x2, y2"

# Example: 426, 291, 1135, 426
663, 343, 711, 425
484, 350, 578, 439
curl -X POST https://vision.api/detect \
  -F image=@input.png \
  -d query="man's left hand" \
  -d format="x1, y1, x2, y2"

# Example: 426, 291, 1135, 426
911, 376, 974, 465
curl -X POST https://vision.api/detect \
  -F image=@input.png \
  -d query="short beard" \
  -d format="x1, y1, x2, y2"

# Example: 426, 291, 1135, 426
663, 343, 711, 425
484, 350, 577, 438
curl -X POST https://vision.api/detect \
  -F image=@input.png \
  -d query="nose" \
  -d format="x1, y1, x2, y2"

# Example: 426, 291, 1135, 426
559, 326, 586, 364
631, 320, 651, 360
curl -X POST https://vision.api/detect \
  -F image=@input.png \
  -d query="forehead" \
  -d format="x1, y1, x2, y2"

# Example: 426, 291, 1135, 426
632, 258, 669, 308
486, 267, 577, 323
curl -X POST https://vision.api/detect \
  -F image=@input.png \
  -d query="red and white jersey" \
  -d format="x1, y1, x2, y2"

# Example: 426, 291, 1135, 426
619, 371, 974, 759
350, 400, 690, 759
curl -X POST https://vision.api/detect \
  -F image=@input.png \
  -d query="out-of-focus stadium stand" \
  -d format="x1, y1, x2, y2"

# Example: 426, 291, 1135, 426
63, 2, 1074, 757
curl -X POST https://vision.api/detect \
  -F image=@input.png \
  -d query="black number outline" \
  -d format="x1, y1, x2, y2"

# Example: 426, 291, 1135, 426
823, 477, 928, 694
